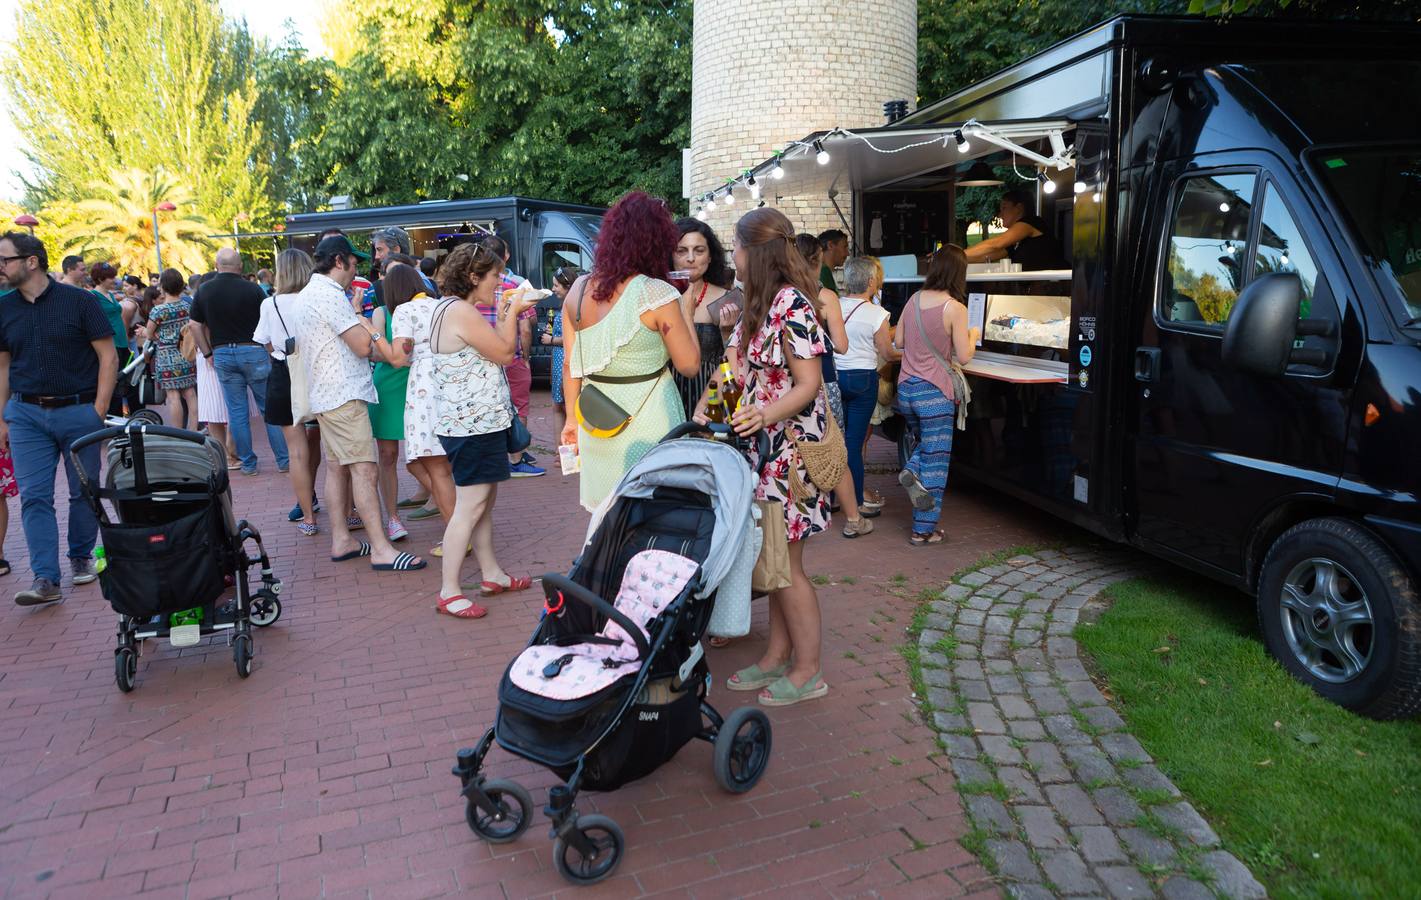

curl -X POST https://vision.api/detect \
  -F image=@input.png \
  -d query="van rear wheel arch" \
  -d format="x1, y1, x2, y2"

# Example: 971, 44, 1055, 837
1256, 516, 1421, 720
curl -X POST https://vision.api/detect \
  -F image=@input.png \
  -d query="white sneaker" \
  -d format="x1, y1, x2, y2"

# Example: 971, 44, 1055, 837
386, 517, 409, 542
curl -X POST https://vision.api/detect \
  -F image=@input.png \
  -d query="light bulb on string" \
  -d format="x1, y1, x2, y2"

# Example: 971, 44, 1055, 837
1092, 191, 1101, 203
771, 159, 784, 180
1074, 181, 1087, 194
748, 175, 761, 200
953, 129, 970, 154
696, 206, 709, 222
814, 140, 830, 166
723, 188, 735, 206
1038, 172, 1057, 194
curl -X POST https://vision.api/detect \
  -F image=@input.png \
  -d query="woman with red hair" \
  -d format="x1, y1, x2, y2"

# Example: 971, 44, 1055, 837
560, 192, 700, 511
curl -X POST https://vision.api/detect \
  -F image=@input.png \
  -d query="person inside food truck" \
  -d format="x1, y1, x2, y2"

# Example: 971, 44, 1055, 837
964, 189, 1066, 271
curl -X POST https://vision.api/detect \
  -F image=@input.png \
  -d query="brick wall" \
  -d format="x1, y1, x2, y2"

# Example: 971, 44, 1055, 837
689, 0, 918, 240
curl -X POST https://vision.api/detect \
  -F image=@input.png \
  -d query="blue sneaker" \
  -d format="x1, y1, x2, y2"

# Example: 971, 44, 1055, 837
289, 498, 321, 521
509, 460, 545, 478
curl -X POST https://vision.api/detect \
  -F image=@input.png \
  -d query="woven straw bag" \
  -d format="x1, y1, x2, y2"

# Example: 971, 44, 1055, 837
788, 385, 848, 500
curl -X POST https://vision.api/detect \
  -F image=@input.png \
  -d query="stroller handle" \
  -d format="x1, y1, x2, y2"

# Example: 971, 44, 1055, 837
542, 573, 652, 660
69, 422, 211, 458
660, 422, 772, 479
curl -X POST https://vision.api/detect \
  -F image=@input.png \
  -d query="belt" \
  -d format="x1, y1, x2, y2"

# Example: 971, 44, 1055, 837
212, 341, 262, 349
18, 392, 97, 409
585, 364, 670, 385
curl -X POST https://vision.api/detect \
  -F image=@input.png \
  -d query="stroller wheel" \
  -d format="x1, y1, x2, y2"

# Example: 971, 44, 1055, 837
250, 594, 282, 627
553, 814, 624, 886
233, 634, 253, 678
115, 647, 138, 693
713, 706, 772, 793
130, 408, 163, 426
464, 778, 533, 844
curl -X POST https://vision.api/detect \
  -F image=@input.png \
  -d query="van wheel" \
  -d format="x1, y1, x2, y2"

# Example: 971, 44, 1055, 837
1257, 518, 1421, 719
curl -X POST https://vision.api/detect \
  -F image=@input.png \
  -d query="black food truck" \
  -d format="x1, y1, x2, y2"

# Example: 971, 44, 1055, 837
738, 15, 1421, 719
283, 196, 604, 378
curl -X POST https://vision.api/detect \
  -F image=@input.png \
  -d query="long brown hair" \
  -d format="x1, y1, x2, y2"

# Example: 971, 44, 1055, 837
923, 244, 968, 301
735, 208, 821, 342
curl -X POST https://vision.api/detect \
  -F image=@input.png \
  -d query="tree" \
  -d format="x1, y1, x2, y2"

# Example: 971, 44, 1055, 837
1, 0, 274, 230
55, 169, 215, 277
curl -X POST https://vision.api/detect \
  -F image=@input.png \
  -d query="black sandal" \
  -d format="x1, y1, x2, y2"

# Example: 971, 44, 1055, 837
0, 558, 9, 576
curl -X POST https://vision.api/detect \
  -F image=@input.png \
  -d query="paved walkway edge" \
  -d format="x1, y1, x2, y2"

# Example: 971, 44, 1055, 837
912, 545, 1268, 900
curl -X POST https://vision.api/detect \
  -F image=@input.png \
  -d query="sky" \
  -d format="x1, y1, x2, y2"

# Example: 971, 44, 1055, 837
0, 0, 326, 204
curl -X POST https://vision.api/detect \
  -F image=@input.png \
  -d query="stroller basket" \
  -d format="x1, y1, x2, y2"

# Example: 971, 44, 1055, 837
98, 502, 230, 619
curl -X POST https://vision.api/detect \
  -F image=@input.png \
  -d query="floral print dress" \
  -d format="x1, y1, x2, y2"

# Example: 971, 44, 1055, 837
149, 299, 196, 390
728, 286, 831, 542
391, 294, 445, 460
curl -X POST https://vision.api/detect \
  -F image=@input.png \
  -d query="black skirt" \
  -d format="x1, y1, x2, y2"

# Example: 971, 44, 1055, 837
265, 357, 295, 427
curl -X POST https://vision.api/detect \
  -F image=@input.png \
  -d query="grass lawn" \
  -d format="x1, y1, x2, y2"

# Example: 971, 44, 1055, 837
1077, 575, 1421, 899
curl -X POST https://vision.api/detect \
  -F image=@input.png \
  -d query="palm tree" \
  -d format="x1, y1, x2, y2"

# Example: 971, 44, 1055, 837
60, 169, 215, 276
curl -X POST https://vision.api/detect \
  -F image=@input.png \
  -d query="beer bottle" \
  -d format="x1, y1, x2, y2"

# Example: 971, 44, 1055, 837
718, 362, 743, 413
705, 386, 726, 424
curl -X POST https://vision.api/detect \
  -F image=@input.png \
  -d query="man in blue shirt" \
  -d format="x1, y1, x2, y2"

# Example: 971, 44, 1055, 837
0, 233, 118, 605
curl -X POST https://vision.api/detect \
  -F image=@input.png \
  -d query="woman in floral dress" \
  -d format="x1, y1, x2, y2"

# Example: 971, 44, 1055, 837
145, 269, 198, 430
389, 264, 457, 547
694, 207, 831, 708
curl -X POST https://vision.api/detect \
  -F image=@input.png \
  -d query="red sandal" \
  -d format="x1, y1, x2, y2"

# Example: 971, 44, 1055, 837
480, 575, 532, 596
436, 594, 488, 619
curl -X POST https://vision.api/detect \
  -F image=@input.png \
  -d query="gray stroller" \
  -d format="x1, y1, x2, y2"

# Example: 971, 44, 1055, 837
70, 419, 283, 692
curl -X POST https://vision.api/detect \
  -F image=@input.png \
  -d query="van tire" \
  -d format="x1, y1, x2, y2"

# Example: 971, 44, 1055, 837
1257, 517, 1421, 720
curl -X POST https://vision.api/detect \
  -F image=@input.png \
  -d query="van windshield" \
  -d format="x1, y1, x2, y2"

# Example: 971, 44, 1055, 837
1314, 147, 1421, 325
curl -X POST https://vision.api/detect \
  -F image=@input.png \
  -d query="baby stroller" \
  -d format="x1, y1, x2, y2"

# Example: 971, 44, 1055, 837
451, 423, 772, 886
69, 419, 283, 693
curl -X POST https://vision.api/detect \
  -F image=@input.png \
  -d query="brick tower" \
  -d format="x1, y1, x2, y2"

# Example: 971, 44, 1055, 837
689, 0, 918, 238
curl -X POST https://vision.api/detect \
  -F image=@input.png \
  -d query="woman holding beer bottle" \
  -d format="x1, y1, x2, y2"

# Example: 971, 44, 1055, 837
671, 218, 742, 419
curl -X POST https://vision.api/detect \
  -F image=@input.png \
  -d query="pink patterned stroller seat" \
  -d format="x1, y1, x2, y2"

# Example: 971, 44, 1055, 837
510, 550, 700, 701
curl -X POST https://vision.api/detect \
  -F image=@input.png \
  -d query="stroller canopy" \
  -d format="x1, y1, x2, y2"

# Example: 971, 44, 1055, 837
587, 437, 755, 597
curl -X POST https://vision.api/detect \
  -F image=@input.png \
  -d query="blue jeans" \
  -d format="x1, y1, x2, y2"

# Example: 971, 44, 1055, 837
4, 399, 103, 582
214, 345, 288, 472
838, 368, 879, 506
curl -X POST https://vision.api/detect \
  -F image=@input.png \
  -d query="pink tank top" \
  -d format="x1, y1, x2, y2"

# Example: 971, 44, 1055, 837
898, 293, 955, 402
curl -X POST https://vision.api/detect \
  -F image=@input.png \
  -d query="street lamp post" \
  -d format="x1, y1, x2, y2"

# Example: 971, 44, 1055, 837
13, 214, 38, 236
151, 201, 176, 272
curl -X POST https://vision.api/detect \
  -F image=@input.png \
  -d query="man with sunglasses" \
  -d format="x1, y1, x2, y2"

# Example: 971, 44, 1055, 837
0, 233, 119, 606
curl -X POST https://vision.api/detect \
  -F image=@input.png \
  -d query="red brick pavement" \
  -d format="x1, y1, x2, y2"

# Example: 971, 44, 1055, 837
0, 391, 1062, 898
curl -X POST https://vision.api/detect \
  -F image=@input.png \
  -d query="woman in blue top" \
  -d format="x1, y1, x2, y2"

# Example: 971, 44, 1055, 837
90, 262, 139, 415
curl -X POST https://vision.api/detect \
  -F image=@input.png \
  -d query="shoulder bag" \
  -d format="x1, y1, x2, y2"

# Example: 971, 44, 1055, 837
913, 296, 972, 430
272, 297, 313, 423
571, 277, 668, 439
786, 326, 849, 498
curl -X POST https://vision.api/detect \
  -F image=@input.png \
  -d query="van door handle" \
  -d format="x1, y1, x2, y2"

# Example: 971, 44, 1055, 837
1134, 347, 1161, 383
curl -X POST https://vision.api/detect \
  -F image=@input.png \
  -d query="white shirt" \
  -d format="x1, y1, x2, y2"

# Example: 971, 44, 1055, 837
295, 273, 377, 415
835, 295, 891, 371
252, 293, 300, 361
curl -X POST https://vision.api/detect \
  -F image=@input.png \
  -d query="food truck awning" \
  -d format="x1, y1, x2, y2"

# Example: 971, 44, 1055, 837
705, 119, 1077, 205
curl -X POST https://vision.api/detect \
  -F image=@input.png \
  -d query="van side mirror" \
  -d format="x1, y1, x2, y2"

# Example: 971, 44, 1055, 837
1221, 273, 1303, 376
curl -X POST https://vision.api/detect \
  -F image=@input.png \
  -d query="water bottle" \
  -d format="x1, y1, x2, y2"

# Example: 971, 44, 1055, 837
93, 545, 107, 575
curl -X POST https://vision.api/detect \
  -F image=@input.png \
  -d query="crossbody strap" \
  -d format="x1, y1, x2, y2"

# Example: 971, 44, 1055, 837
843, 299, 868, 325
913, 295, 954, 373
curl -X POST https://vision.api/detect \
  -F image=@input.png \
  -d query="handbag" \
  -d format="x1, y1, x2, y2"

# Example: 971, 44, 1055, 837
571, 277, 668, 439
788, 382, 848, 499
178, 322, 198, 363
751, 499, 791, 594
877, 360, 900, 407
273, 297, 312, 423
504, 376, 532, 454
708, 507, 762, 638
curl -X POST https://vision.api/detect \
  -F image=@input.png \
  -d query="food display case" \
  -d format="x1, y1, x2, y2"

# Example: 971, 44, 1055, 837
964, 270, 1072, 384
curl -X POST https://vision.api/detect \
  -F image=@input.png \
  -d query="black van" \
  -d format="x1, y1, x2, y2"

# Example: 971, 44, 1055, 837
284, 196, 603, 378
745, 15, 1421, 718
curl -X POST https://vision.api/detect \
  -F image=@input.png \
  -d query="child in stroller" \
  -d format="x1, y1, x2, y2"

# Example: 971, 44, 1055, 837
452, 423, 772, 885
70, 418, 283, 692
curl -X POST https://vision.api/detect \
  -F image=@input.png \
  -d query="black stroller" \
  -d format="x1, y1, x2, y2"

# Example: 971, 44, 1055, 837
452, 424, 772, 885
70, 419, 283, 693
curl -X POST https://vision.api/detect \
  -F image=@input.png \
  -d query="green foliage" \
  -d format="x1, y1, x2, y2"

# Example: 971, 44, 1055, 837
286, 0, 691, 209
1078, 575, 1421, 898
3, 0, 274, 230
57, 170, 215, 275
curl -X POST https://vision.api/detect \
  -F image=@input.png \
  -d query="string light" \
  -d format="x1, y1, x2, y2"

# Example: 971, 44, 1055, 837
1074, 181, 1087, 194
814, 140, 830, 166
1038, 172, 1057, 194
722, 188, 735, 206
748, 174, 761, 200
954, 129, 970, 153
771, 159, 784, 180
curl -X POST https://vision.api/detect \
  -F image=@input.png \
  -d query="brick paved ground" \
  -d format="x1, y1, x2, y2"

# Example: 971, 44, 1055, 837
0, 391, 1065, 898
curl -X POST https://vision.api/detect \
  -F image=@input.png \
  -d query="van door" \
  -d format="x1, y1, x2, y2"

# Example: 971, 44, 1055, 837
1129, 153, 1350, 577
